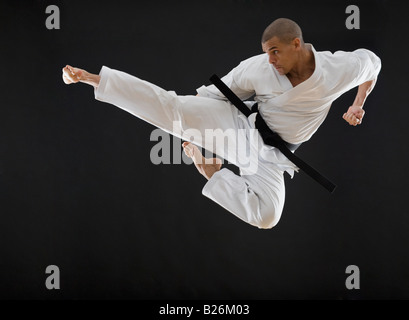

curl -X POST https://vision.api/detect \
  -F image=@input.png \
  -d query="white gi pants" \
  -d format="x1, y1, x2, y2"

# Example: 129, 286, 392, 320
94, 66, 286, 229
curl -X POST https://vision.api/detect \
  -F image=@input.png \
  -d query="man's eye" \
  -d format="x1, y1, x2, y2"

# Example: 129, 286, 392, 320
273, 50, 278, 54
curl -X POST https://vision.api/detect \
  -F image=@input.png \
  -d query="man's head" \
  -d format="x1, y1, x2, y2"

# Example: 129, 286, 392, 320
261, 18, 305, 75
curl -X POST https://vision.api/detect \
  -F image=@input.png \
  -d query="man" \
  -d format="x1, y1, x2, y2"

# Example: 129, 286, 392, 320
62, 18, 381, 229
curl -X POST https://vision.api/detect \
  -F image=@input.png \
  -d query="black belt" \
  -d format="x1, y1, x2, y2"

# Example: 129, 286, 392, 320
209, 74, 336, 193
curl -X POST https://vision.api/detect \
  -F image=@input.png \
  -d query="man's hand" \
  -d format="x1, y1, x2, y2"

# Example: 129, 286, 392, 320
62, 65, 84, 84
342, 105, 365, 126
62, 65, 100, 88
343, 79, 376, 126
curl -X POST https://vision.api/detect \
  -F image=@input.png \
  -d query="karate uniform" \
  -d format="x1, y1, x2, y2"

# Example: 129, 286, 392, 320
94, 44, 381, 229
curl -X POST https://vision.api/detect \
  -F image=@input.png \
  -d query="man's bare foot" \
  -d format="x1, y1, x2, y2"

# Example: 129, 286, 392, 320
182, 142, 222, 180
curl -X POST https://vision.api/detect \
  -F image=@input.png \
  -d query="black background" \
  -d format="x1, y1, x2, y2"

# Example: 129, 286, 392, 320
0, 0, 408, 301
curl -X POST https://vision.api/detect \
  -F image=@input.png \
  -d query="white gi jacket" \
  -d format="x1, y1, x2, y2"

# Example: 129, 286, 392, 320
197, 44, 381, 175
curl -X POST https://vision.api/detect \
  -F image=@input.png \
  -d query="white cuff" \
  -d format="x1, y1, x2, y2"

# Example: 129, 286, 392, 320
202, 168, 232, 198
94, 66, 112, 101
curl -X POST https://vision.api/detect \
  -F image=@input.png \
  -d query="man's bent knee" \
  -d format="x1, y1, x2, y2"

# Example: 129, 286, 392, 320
255, 215, 281, 229
249, 206, 283, 229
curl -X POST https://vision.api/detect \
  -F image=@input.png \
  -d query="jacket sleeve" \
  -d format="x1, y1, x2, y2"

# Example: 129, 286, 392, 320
350, 49, 382, 85
196, 58, 256, 101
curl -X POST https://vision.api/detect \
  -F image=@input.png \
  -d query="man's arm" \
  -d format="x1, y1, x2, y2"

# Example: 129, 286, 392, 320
352, 78, 377, 107
342, 49, 381, 126
342, 78, 377, 126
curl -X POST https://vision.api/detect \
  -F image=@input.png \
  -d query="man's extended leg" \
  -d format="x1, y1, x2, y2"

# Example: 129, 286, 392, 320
94, 66, 245, 162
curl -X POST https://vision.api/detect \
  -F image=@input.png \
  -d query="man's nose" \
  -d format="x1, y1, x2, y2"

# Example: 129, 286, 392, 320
268, 55, 277, 64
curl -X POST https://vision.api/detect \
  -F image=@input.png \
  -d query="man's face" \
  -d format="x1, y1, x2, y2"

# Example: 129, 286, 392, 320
262, 36, 299, 75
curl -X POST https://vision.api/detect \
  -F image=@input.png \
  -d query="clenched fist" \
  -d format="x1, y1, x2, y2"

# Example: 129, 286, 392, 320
62, 65, 84, 84
343, 105, 365, 126
62, 65, 100, 88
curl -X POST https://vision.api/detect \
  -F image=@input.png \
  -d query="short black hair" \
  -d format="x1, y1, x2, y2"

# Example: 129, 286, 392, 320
261, 18, 303, 44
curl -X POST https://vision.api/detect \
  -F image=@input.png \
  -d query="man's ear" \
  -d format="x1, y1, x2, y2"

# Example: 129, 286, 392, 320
293, 38, 301, 50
